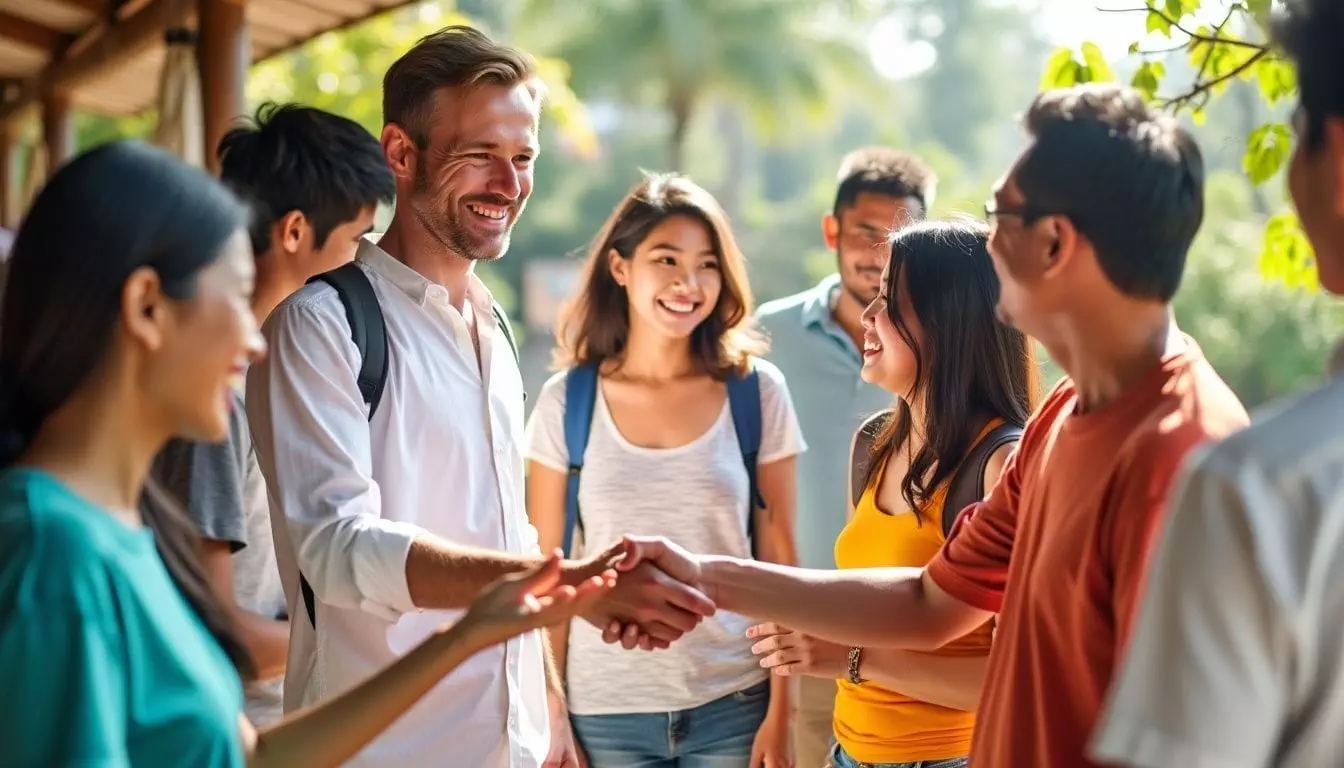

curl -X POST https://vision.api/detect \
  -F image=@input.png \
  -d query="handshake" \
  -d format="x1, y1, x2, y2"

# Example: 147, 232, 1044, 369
564, 535, 715, 650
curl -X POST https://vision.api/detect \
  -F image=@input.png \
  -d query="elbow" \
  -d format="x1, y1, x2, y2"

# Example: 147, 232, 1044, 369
293, 515, 420, 617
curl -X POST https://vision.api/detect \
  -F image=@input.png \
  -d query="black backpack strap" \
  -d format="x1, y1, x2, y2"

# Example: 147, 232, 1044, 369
492, 301, 519, 363
850, 410, 894, 508
942, 422, 1023, 539
309, 262, 389, 417
299, 262, 389, 628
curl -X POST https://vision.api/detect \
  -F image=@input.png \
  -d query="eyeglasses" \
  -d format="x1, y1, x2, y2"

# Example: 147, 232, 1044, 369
983, 199, 1067, 228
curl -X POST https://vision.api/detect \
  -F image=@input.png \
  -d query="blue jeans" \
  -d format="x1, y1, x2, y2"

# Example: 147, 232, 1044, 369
828, 743, 968, 768
571, 681, 770, 767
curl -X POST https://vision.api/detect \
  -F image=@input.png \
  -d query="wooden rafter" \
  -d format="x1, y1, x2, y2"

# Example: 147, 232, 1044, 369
50, 0, 108, 14
0, 11, 67, 53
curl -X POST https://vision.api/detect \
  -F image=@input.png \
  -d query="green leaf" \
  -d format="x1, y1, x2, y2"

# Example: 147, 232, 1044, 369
1130, 61, 1166, 101
1146, 10, 1173, 37
1191, 107, 1207, 126
1128, 41, 1141, 55
1255, 58, 1299, 104
1165, 0, 1185, 20
1080, 42, 1116, 83
1040, 47, 1083, 90
1246, 0, 1273, 28
1243, 123, 1294, 185
1260, 213, 1318, 291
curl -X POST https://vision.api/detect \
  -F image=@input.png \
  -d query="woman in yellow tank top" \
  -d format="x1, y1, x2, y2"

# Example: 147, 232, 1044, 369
749, 219, 1041, 768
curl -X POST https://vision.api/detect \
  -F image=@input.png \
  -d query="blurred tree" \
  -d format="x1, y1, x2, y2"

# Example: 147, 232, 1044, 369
511, 0, 878, 172
1174, 172, 1344, 405
1039, 0, 1313, 289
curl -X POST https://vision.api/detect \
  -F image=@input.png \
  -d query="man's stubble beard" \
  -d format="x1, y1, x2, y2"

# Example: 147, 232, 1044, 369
411, 165, 513, 263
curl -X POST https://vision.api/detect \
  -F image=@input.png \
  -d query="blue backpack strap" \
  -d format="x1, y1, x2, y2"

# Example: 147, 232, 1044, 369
726, 364, 764, 558
561, 364, 600, 557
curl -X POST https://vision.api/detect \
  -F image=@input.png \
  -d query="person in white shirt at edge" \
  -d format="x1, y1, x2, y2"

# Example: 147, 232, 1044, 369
152, 102, 396, 727
246, 26, 715, 768
525, 174, 805, 768
1089, 2, 1344, 767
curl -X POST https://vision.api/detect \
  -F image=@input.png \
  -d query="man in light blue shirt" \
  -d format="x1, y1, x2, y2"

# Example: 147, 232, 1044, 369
755, 146, 936, 766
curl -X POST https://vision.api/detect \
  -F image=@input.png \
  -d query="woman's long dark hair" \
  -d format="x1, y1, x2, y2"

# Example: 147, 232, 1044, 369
554, 172, 766, 378
1, 140, 256, 679
864, 219, 1041, 521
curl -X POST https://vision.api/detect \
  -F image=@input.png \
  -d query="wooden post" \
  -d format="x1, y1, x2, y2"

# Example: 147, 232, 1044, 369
41, 90, 73, 179
0, 129, 13, 229
197, 0, 248, 175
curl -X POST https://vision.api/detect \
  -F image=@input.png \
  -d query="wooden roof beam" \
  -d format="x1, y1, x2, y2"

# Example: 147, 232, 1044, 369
0, 0, 168, 125
0, 11, 69, 53
51, 0, 111, 14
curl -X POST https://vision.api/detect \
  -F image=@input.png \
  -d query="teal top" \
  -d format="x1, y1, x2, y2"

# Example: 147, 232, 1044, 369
0, 467, 244, 767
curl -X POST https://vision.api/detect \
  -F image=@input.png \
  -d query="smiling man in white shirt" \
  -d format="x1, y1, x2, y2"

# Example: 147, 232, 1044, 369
247, 26, 714, 768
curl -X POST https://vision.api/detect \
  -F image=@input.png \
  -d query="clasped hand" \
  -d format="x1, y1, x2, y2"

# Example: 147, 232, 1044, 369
571, 536, 715, 649
569, 536, 717, 651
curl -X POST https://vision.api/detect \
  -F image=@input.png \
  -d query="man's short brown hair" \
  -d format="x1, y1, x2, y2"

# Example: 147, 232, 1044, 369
382, 25, 540, 148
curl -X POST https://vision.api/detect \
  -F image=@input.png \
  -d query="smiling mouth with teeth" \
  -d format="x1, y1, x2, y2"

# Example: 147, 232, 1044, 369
863, 337, 883, 354
467, 203, 508, 221
658, 298, 700, 315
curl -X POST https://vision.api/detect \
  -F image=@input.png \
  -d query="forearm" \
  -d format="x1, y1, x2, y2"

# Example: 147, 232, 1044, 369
542, 630, 566, 700
249, 623, 481, 767
233, 609, 289, 681
406, 536, 607, 610
858, 649, 988, 711
701, 558, 952, 650
546, 623, 571, 692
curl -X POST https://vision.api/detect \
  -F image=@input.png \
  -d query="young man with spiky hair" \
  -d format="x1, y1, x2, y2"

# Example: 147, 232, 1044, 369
152, 102, 395, 726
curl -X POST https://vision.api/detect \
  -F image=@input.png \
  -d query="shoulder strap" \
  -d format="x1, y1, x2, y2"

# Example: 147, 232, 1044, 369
492, 302, 519, 363
308, 262, 389, 419
298, 262, 389, 629
942, 422, 1023, 539
725, 366, 763, 558
850, 411, 894, 508
561, 364, 600, 557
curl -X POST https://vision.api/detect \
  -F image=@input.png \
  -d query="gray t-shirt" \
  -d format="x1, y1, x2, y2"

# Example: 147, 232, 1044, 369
1091, 360, 1344, 768
525, 360, 806, 715
154, 389, 285, 725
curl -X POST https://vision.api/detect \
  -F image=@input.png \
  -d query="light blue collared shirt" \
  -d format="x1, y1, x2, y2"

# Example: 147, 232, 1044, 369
756, 275, 893, 569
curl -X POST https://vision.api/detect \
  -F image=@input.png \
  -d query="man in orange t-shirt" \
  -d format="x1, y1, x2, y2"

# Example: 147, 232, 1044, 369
601, 83, 1249, 768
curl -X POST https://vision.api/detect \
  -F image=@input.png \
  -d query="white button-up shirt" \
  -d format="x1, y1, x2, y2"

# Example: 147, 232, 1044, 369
246, 237, 547, 767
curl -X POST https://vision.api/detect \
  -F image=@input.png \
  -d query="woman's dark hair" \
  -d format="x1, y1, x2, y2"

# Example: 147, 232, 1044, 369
1, 140, 255, 680
863, 219, 1042, 520
555, 172, 766, 378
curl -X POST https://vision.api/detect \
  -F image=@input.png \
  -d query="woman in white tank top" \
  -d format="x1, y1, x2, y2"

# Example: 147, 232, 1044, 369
525, 173, 806, 768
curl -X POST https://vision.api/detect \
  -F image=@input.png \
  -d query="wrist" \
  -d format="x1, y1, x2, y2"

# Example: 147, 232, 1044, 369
559, 555, 606, 586
698, 555, 735, 609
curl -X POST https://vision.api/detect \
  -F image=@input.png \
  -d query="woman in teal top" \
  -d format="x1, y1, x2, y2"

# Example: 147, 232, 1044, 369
0, 141, 618, 767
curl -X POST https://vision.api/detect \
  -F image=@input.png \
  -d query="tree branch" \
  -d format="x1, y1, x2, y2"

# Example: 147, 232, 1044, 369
1163, 48, 1268, 109
1096, 4, 1270, 51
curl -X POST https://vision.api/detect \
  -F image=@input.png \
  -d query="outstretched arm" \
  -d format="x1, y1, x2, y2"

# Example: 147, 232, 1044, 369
242, 555, 614, 768
618, 537, 990, 651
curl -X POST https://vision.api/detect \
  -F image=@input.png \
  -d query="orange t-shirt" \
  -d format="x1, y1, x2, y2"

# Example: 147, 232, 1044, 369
833, 423, 1000, 763
925, 343, 1248, 768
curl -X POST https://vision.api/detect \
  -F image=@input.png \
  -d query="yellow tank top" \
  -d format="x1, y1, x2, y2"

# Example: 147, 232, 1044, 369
831, 425, 998, 764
